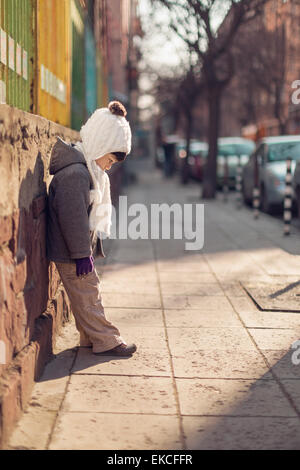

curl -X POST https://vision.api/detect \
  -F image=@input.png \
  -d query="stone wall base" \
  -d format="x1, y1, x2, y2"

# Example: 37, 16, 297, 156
0, 284, 71, 448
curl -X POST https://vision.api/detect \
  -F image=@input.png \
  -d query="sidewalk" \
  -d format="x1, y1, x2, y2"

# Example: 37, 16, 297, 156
6, 158, 300, 450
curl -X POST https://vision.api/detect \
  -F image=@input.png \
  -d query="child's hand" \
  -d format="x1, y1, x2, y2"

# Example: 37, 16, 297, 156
75, 256, 94, 277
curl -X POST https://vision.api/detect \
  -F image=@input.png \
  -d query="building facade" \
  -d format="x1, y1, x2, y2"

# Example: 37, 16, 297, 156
220, 0, 300, 139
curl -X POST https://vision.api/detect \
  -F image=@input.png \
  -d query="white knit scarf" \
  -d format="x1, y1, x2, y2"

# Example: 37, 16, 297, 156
74, 141, 112, 238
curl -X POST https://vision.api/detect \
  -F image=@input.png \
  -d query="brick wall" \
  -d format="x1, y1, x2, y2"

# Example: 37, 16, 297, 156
0, 104, 124, 448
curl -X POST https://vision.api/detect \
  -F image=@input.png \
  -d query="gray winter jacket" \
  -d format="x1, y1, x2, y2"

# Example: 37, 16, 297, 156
46, 137, 105, 263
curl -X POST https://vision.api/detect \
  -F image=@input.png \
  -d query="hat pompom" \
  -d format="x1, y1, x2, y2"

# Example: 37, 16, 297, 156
108, 101, 127, 118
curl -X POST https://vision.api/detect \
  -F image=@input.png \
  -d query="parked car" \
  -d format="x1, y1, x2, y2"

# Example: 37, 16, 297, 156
242, 135, 300, 213
292, 155, 300, 218
217, 137, 256, 188
175, 140, 208, 181
162, 135, 182, 177
188, 142, 208, 181
155, 146, 165, 169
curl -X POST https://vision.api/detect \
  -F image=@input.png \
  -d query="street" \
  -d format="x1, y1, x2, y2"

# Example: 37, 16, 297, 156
6, 157, 300, 450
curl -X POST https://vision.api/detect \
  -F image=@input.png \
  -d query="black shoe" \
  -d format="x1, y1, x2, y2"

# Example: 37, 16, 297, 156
93, 343, 137, 357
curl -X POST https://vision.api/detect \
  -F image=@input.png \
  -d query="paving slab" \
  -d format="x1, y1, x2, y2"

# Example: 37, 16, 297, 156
154, 247, 199, 260
105, 308, 164, 327
157, 258, 211, 273
24, 348, 76, 411
28, 376, 69, 412
244, 248, 300, 276
97, 267, 158, 282
112, 244, 154, 254
280, 379, 300, 413
108, 238, 152, 251
182, 416, 300, 450
108, 254, 155, 265
215, 273, 275, 284
99, 279, 160, 295
162, 294, 235, 310
164, 309, 242, 328
6, 409, 57, 450
106, 244, 154, 255
238, 309, 300, 329
204, 251, 267, 277
172, 350, 272, 379
62, 375, 177, 414
207, 198, 300, 256
167, 327, 256, 353
114, 326, 168, 352
176, 378, 296, 417
72, 347, 172, 377
262, 350, 300, 379
228, 295, 262, 314
271, 275, 300, 283
160, 282, 224, 296
101, 292, 162, 309
96, 263, 157, 279
248, 328, 300, 350
49, 413, 182, 450
106, 241, 153, 252
220, 283, 248, 297
158, 272, 217, 283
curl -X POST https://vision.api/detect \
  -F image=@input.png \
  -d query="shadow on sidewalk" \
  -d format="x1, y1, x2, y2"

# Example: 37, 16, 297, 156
37, 344, 300, 449
38, 347, 133, 382
180, 346, 300, 450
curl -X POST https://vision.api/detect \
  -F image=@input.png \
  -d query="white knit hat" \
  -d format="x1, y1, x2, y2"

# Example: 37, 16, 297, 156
74, 102, 131, 238
79, 102, 132, 161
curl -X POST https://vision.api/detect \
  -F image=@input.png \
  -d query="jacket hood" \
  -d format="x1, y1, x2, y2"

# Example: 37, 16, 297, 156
49, 137, 87, 175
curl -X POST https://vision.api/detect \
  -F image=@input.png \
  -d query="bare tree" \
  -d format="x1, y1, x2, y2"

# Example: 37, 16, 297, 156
153, 58, 203, 183
151, 0, 270, 198
175, 63, 204, 183
154, 70, 183, 134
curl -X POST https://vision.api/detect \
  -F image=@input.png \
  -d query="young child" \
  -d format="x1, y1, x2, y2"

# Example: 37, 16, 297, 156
46, 101, 137, 356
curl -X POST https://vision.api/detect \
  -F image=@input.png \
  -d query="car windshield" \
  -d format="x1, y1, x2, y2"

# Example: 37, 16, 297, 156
267, 141, 300, 162
190, 142, 208, 152
218, 139, 255, 157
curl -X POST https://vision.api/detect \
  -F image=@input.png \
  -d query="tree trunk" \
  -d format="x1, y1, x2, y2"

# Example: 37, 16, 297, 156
279, 120, 287, 135
181, 112, 192, 185
274, 79, 287, 135
202, 85, 222, 199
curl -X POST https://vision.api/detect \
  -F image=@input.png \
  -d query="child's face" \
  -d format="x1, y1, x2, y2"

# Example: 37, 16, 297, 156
95, 153, 118, 171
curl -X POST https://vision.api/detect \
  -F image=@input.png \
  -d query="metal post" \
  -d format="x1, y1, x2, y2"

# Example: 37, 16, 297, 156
283, 157, 292, 236
223, 156, 229, 202
253, 152, 260, 219
236, 155, 242, 209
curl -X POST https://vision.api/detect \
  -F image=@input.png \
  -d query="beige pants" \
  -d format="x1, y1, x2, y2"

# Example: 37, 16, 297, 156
55, 261, 125, 353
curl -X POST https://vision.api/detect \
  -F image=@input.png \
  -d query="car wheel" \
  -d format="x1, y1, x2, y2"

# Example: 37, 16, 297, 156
260, 185, 274, 214
296, 187, 300, 219
242, 181, 251, 206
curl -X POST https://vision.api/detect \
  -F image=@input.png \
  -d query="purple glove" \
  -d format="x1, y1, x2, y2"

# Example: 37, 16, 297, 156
75, 256, 94, 277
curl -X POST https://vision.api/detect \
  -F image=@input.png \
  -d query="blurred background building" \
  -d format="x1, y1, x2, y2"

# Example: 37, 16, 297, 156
0, 0, 143, 138
220, 0, 300, 140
